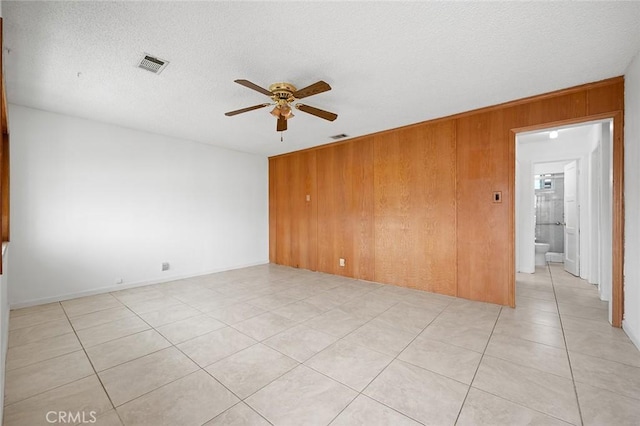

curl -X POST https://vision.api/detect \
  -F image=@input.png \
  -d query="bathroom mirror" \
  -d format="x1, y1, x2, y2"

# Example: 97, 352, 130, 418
534, 174, 554, 190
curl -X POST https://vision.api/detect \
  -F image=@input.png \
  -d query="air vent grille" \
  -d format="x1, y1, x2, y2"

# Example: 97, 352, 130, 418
330, 133, 348, 140
138, 54, 169, 74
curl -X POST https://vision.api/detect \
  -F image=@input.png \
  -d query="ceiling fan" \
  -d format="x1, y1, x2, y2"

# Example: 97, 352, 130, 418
225, 79, 338, 132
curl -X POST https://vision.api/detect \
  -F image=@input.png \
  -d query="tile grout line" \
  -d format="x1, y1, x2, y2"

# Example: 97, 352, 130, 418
547, 262, 585, 426
71, 293, 259, 424
116, 299, 255, 424
322, 297, 457, 426
10, 267, 583, 425
244, 265, 635, 425
239, 289, 452, 424
107, 297, 269, 425
4, 333, 82, 372
204, 400, 275, 426
2, 357, 95, 411
146, 280, 317, 425
58, 301, 126, 425
184, 276, 366, 424
462, 386, 581, 425
470, 268, 589, 424
452, 304, 502, 425
294, 300, 410, 423
228, 291, 416, 424
4, 269, 299, 423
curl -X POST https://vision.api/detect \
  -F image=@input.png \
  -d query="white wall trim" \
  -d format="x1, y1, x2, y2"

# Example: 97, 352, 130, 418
9, 260, 269, 309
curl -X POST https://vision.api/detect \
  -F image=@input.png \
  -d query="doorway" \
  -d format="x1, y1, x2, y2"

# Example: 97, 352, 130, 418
515, 119, 615, 323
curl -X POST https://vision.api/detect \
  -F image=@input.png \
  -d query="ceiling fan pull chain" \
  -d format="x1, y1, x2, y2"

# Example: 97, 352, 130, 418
280, 132, 284, 142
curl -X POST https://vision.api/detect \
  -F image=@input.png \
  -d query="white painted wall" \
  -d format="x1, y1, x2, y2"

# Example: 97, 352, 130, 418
515, 159, 522, 272
534, 162, 568, 175
515, 156, 534, 272
624, 50, 640, 350
516, 126, 599, 274
588, 146, 599, 285
578, 156, 590, 281
597, 123, 613, 310
8, 105, 268, 306
0, 246, 8, 426
584, 124, 599, 285
1, 6, 8, 423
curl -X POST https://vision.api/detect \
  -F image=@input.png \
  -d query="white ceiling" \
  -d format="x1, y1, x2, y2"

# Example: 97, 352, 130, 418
518, 122, 604, 167
518, 121, 603, 145
4, 1, 640, 157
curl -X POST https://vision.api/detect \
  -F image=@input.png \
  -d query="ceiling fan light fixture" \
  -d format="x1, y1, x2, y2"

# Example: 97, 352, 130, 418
270, 106, 282, 118
280, 105, 293, 119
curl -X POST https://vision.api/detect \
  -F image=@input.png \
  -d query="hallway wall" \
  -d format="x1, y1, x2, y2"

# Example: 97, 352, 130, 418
517, 126, 600, 275
535, 173, 564, 253
0, 245, 7, 426
624, 51, 640, 349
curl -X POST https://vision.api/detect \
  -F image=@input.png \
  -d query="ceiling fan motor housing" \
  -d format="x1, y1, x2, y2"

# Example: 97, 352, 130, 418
269, 82, 297, 104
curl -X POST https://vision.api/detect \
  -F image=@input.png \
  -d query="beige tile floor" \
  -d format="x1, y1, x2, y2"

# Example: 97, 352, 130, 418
4, 263, 640, 425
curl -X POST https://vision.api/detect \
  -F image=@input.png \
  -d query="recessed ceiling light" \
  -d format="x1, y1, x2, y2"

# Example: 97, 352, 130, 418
549, 130, 559, 139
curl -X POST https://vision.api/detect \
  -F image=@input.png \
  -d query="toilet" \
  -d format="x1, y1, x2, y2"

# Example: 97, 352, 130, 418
535, 242, 550, 266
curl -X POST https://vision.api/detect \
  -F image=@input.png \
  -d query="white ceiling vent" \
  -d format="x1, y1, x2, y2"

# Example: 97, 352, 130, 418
330, 133, 348, 140
137, 54, 169, 74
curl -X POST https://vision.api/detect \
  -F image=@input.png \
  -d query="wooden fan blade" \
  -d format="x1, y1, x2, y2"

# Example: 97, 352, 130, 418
295, 104, 338, 121
277, 116, 287, 132
225, 103, 271, 116
234, 79, 273, 96
293, 81, 331, 99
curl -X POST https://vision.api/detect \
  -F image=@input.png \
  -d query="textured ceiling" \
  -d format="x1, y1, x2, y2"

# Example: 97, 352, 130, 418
4, 1, 640, 157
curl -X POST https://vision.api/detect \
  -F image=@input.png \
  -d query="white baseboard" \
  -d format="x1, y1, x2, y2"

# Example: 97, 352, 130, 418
623, 320, 640, 352
9, 260, 269, 309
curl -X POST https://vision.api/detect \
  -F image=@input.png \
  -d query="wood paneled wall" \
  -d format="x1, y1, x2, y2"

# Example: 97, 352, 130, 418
316, 138, 375, 280
456, 111, 511, 303
269, 77, 624, 309
271, 151, 318, 270
374, 122, 457, 295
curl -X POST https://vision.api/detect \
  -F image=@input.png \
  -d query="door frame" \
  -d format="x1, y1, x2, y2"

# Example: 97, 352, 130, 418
509, 111, 624, 327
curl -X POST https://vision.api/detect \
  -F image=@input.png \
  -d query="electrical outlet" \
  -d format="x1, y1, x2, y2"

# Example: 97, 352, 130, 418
162, 262, 170, 271
116, 278, 123, 284
339, 258, 346, 267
